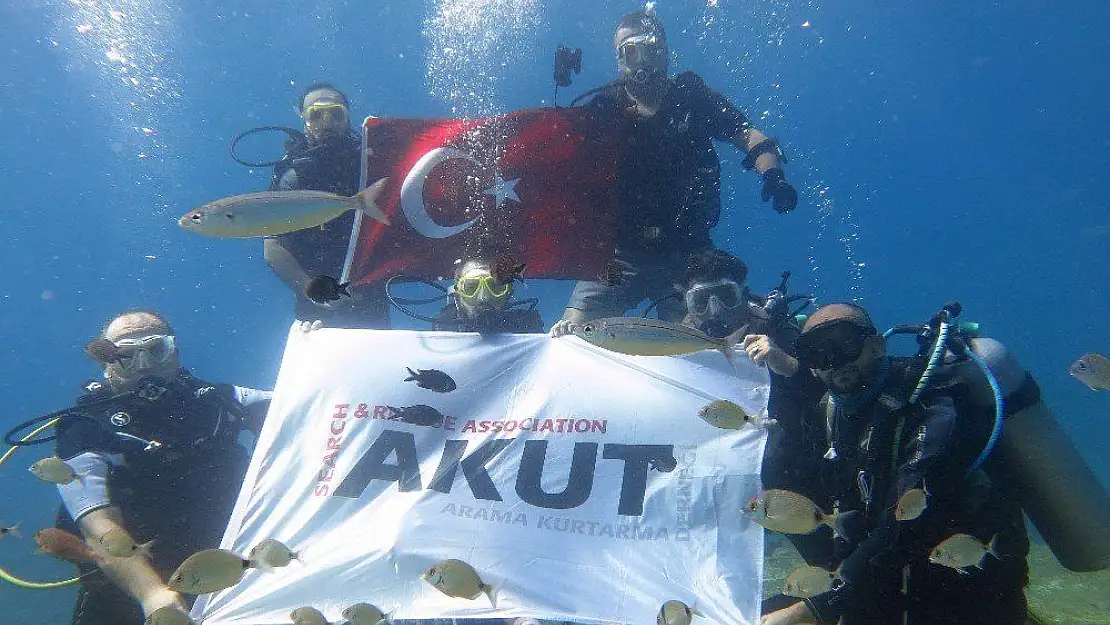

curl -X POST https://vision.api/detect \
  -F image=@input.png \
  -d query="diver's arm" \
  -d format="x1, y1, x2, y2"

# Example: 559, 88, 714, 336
78, 507, 187, 617
735, 127, 782, 174
263, 237, 312, 295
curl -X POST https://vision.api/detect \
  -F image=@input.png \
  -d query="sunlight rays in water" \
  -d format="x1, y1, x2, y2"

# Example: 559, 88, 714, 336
423, 0, 546, 117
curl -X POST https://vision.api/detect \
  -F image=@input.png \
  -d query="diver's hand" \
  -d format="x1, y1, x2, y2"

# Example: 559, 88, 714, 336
549, 318, 581, 338
141, 586, 188, 620
760, 601, 816, 625
742, 334, 800, 377
761, 168, 798, 214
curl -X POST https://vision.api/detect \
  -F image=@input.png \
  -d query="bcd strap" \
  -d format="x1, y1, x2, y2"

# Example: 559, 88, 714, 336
742, 137, 785, 170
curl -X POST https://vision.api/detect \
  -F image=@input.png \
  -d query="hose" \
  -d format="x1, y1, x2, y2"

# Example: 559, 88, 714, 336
908, 317, 950, 405
0, 418, 82, 589
962, 342, 1006, 472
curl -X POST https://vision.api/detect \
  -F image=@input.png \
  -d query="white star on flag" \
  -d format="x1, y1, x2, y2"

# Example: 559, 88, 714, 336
483, 171, 521, 209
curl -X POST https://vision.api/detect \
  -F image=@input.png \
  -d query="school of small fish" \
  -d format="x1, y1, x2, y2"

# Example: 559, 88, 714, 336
743, 489, 838, 535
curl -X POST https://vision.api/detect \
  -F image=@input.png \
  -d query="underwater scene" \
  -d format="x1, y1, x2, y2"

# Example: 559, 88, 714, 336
1, 1, 1108, 624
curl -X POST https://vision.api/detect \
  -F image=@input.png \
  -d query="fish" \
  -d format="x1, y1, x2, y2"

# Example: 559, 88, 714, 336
573, 317, 741, 365
649, 455, 678, 472
0, 523, 21, 541
29, 456, 86, 486
598, 260, 623, 287
290, 606, 329, 625
168, 548, 253, 595
342, 602, 390, 625
894, 484, 929, 522
783, 565, 840, 598
929, 533, 1001, 573
404, 367, 457, 393
657, 600, 700, 625
247, 538, 299, 569
179, 177, 390, 238
491, 254, 527, 285
34, 528, 98, 564
84, 338, 122, 363
145, 606, 192, 625
305, 275, 351, 305
96, 528, 154, 559
422, 558, 496, 605
390, 405, 447, 427
743, 489, 838, 534
1069, 352, 1110, 390
697, 399, 776, 429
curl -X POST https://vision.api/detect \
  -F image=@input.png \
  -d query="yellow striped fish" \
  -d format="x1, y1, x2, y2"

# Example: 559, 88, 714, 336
180, 178, 390, 238
573, 317, 741, 364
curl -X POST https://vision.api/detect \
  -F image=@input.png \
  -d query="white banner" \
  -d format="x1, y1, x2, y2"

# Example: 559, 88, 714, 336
193, 328, 770, 625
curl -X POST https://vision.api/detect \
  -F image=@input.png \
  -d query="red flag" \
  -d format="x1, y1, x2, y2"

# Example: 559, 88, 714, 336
343, 107, 623, 286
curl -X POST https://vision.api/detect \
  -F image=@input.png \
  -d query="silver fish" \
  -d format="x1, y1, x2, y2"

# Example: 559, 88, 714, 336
168, 548, 252, 594
180, 178, 390, 238
573, 317, 740, 363
247, 538, 298, 569
422, 558, 496, 605
97, 528, 154, 559
743, 489, 838, 534
657, 600, 699, 625
29, 456, 85, 485
783, 565, 840, 598
342, 602, 389, 625
929, 533, 1001, 573
145, 606, 192, 625
290, 606, 329, 625
894, 484, 929, 522
1069, 352, 1110, 391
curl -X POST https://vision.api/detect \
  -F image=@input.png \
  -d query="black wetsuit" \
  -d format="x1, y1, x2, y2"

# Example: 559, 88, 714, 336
431, 301, 544, 334
53, 373, 271, 625
763, 358, 1029, 624
269, 132, 390, 329
566, 73, 752, 320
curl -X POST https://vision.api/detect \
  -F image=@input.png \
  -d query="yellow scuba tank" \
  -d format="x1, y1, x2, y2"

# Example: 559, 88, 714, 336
950, 337, 1110, 572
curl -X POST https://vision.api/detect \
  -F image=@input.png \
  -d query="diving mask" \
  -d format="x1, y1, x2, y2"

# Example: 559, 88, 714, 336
455, 273, 511, 300
111, 334, 177, 373
617, 33, 665, 71
303, 99, 349, 130
794, 321, 875, 371
685, 279, 744, 317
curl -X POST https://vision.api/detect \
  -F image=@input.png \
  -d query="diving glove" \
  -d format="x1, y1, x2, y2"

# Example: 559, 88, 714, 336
761, 167, 798, 214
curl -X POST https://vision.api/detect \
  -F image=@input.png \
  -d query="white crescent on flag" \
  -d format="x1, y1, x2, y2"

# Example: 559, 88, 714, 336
400, 147, 482, 239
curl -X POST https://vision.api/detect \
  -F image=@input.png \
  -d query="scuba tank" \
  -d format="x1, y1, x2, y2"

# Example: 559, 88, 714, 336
887, 303, 1110, 572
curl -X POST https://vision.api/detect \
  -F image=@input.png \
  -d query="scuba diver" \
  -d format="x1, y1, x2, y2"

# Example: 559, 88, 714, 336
760, 303, 1030, 625
25, 311, 272, 625
432, 257, 544, 333
255, 82, 390, 329
385, 253, 543, 334
551, 6, 798, 332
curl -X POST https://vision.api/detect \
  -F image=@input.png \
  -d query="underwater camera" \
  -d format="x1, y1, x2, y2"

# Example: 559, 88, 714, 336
552, 44, 583, 107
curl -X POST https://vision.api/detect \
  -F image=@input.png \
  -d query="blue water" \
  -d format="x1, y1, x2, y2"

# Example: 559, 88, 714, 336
1, 2, 1107, 623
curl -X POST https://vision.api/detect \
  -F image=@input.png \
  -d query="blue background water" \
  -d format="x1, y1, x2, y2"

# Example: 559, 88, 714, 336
1, 1, 1107, 623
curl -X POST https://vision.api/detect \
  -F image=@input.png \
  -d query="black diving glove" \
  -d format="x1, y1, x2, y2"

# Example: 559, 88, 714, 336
761, 167, 798, 214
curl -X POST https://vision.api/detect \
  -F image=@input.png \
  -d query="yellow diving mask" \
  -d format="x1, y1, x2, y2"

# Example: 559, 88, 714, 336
303, 99, 349, 127
455, 274, 511, 300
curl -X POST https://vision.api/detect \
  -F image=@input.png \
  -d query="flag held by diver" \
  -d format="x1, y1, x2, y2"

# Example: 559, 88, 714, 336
342, 107, 624, 285
192, 329, 770, 625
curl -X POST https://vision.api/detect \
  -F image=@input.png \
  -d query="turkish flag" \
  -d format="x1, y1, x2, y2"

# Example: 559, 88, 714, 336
342, 107, 623, 286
